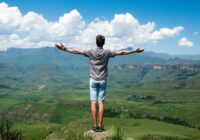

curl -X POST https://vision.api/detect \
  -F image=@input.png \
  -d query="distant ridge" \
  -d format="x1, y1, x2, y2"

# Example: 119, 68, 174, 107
118, 47, 200, 60
0, 47, 200, 65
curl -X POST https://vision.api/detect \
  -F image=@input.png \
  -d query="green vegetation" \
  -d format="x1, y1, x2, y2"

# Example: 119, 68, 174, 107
0, 47, 200, 139
141, 134, 193, 140
0, 120, 23, 140
65, 130, 93, 140
105, 127, 124, 140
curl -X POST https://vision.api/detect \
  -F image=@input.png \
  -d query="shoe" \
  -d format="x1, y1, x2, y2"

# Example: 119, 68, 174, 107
97, 125, 104, 132
92, 126, 98, 132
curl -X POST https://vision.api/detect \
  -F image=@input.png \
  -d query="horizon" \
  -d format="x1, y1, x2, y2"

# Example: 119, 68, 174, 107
0, 0, 199, 55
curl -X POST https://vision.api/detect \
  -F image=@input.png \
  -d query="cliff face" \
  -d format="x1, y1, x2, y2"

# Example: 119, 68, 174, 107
114, 64, 200, 72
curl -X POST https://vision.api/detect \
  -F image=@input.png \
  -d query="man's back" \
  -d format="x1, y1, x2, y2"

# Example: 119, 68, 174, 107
55, 34, 144, 132
83, 47, 116, 81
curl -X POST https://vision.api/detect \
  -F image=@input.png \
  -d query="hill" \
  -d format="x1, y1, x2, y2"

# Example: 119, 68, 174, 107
0, 47, 200, 140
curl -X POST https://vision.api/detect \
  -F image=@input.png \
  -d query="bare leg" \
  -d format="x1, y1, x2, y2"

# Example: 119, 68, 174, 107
98, 100, 104, 126
91, 100, 97, 127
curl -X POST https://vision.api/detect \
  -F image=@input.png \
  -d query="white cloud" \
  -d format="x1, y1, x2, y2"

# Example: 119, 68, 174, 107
20, 11, 51, 41
0, 2, 22, 33
110, 13, 139, 37
51, 10, 85, 37
178, 37, 193, 47
0, 2, 184, 51
151, 26, 184, 40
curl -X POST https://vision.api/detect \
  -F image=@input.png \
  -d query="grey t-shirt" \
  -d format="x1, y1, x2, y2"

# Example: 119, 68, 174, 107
83, 47, 116, 81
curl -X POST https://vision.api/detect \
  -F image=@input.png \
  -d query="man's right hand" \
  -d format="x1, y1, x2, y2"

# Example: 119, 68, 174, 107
55, 43, 65, 51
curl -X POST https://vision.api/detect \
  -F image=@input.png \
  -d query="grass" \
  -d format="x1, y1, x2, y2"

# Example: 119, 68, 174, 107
12, 122, 61, 140
105, 127, 124, 140
37, 118, 200, 140
103, 118, 200, 140
1, 72, 200, 139
141, 134, 194, 140
1, 86, 200, 140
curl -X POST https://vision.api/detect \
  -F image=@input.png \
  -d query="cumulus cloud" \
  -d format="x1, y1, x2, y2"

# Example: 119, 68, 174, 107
0, 2, 22, 33
151, 26, 184, 40
0, 2, 184, 51
178, 37, 193, 47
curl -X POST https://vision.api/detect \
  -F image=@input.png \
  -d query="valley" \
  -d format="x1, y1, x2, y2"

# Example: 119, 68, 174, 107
0, 47, 200, 140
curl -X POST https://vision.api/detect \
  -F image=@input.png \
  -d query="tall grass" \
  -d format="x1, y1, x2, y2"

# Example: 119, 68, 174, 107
141, 134, 194, 140
65, 130, 93, 140
105, 127, 124, 140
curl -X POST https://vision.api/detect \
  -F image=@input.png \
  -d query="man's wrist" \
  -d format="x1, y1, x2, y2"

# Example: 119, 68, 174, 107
63, 47, 67, 51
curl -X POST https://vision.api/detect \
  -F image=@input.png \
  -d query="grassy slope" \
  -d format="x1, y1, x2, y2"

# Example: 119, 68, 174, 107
1, 48, 200, 139
24, 118, 200, 140
1, 87, 200, 139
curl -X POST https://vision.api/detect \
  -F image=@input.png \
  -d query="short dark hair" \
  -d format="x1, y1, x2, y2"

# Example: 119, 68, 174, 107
96, 35, 105, 47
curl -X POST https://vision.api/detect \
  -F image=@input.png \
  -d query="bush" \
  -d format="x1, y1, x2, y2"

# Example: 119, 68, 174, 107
65, 130, 93, 140
105, 127, 123, 140
0, 120, 23, 140
141, 134, 194, 140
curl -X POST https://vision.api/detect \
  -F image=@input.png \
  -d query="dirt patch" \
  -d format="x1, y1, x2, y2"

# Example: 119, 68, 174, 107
38, 85, 46, 90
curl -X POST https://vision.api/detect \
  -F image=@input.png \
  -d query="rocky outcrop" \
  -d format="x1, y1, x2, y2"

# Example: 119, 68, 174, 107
84, 130, 112, 140
114, 64, 200, 72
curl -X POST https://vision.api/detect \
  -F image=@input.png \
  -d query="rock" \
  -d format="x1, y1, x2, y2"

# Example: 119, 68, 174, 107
84, 130, 112, 140
127, 137, 134, 140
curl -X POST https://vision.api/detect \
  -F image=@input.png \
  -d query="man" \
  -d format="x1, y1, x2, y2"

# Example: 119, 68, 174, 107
55, 35, 144, 132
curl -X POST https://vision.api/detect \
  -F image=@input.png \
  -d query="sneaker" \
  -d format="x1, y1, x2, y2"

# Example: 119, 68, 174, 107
92, 126, 99, 132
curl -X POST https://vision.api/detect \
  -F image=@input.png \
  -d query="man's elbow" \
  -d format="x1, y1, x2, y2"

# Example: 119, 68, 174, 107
120, 52, 128, 55
74, 50, 83, 55
116, 52, 123, 56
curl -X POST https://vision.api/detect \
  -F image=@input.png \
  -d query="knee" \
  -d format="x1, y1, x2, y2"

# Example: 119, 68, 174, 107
98, 100, 104, 106
91, 100, 97, 106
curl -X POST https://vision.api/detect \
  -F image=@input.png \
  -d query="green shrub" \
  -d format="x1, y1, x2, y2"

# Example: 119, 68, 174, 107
0, 120, 23, 140
65, 130, 93, 140
141, 134, 194, 140
105, 127, 123, 140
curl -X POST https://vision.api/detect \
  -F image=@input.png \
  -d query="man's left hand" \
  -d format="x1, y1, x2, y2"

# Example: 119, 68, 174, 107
136, 48, 144, 53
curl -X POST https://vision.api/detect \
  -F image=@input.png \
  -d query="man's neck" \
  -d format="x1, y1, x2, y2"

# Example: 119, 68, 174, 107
97, 46, 103, 49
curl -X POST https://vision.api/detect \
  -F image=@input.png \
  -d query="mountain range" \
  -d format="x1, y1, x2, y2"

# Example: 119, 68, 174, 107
0, 47, 200, 67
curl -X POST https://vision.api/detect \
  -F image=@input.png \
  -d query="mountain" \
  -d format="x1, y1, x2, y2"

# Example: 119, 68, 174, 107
0, 47, 200, 93
1, 47, 200, 67
1, 47, 200, 140
142, 51, 200, 61
118, 47, 200, 60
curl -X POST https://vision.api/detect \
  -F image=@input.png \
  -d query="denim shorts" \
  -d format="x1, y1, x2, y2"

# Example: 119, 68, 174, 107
89, 78, 107, 101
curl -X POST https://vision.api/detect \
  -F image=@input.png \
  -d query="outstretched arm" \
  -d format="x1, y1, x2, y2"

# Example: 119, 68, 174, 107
115, 48, 144, 56
55, 43, 84, 55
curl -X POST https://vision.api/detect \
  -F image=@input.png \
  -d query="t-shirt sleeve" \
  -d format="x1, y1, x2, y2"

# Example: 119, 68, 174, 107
108, 50, 117, 58
82, 49, 91, 57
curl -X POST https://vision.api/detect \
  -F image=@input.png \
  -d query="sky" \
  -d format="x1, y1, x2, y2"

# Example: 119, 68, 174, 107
0, 0, 199, 54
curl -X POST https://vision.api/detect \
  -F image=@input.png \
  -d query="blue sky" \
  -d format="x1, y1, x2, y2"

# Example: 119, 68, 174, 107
0, 0, 200, 54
